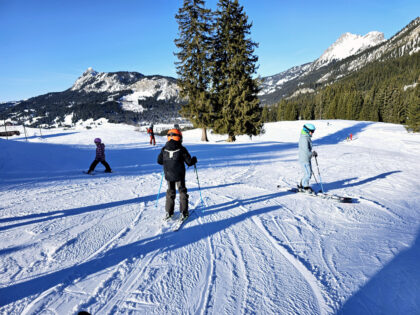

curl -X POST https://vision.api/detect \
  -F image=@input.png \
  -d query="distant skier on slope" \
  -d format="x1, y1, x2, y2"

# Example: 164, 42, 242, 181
147, 124, 156, 145
157, 128, 197, 220
86, 138, 112, 174
298, 124, 317, 193
174, 123, 183, 135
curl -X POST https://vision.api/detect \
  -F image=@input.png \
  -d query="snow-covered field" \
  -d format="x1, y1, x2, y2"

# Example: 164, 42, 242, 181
0, 120, 419, 315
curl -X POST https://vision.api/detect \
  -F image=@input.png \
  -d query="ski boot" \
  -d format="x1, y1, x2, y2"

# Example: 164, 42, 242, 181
303, 186, 315, 195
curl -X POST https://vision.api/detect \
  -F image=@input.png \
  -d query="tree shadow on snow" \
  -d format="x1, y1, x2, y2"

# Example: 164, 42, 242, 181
313, 122, 373, 147
318, 171, 401, 192
0, 190, 289, 306
0, 182, 240, 232
0, 197, 148, 232
12, 132, 80, 141
194, 191, 291, 220
0, 245, 32, 256
337, 228, 420, 314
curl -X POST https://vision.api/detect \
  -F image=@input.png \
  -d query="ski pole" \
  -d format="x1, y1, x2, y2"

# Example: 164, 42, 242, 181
194, 164, 204, 207
314, 156, 325, 193
311, 170, 319, 186
156, 170, 164, 208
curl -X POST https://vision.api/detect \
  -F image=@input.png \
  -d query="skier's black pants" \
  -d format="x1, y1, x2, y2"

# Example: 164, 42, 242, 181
166, 179, 189, 216
88, 159, 112, 172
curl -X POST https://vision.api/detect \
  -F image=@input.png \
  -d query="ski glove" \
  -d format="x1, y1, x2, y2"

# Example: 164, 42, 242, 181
312, 151, 318, 157
191, 156, 197, 165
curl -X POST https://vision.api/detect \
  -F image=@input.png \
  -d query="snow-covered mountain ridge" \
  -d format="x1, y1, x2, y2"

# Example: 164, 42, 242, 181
260, 17, 420, 104
70, 31, 384, 104
258, 30, 385, 98
1, 68, 184, 126
71, 67, 181, 112
71, 67, 143, 92
259, 63, 311, 95
311, 31, 385, 70
341, 17, 420, 73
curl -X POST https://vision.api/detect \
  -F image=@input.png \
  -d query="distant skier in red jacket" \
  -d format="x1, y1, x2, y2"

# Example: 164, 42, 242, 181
147, 124, 156, 145
86, 138, 112, 174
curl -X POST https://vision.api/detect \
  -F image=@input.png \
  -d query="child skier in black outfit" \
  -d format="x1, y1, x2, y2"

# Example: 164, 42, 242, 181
86, 138, 112, 174
157, 128, 197, 220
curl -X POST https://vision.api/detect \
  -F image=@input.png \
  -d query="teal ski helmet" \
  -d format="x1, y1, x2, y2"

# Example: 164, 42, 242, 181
303, 123, 316, 133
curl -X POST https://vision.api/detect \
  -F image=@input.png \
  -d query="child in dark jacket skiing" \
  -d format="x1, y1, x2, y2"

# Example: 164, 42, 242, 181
86, 138, 112, 174
157, 128, 197, 220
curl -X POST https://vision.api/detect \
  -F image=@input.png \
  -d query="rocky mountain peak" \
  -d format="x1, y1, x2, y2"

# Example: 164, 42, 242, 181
83, 67, 98, 77
313, 31, 385, 69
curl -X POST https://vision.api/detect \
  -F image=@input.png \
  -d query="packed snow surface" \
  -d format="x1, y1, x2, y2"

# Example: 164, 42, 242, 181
0, 120, 419, 314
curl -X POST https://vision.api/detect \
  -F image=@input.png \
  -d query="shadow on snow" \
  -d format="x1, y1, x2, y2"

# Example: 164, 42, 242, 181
315, 170, 401, 193
0, 182, 239, 233
0, 191, 288, 306
314, 121, 373, 146
338, 228, 420, 314
12, 132, 80, 141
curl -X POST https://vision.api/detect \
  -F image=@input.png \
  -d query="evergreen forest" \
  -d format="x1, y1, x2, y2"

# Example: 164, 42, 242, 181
262, 52, 420, 132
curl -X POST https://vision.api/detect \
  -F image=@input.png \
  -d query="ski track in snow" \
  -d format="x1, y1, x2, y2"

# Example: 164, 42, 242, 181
18, 179, 150, 314
194, 157, 331, 315
1, 121, 419, 314
212, 186, 330, 314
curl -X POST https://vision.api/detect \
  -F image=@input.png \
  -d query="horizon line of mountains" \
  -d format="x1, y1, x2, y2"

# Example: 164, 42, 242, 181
1, 17, 419, 127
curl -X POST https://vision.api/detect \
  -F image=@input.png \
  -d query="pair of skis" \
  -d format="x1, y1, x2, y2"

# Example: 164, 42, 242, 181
82, 170, 114, 175
164, 210, 194, 232
279, 185, 354, 203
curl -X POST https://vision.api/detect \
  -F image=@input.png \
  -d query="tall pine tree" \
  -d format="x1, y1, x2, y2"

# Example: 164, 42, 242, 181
174, 0, 213, 141
211, 0, 263, 142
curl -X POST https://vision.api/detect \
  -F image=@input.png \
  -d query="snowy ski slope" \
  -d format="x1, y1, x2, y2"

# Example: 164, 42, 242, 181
0, 120, 419, 314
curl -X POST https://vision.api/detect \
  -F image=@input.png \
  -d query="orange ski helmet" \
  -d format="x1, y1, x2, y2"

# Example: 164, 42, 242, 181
167, 128, 182, 142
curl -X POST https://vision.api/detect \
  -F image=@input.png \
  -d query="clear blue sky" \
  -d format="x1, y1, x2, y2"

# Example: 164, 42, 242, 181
0, 0, 418, 102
